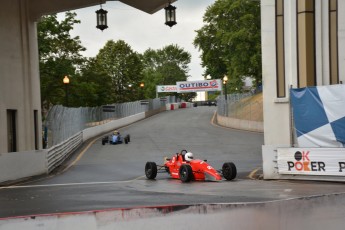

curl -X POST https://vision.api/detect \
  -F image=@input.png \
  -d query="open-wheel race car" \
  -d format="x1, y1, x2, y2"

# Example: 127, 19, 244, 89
145, 150, 237, 182
102, 130, 130, 145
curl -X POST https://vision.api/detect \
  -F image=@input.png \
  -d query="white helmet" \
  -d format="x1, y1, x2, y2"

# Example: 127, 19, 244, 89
185, 152, 194, 162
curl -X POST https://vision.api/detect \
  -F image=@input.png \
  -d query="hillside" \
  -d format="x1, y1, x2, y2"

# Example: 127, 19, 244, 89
228, 92, 263, 122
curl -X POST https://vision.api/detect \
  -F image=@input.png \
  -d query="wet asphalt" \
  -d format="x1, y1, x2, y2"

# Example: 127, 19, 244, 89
0, 107, 345, 219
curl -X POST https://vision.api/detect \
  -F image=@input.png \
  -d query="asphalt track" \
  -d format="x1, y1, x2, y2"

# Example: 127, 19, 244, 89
1, 107, 345, 226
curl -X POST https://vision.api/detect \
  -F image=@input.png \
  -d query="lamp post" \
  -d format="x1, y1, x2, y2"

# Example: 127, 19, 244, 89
140, 82, 145, 99
223, 75, 228, 101
63, 76, 70, 107
128, 84, 132, 101
205, 75, 211, 101
223, 75, 228, 117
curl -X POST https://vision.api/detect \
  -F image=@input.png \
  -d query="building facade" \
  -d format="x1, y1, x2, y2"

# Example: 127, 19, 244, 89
261, 0, 345, 179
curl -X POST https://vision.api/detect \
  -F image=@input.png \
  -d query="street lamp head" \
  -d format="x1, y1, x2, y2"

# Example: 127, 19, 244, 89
140, 82, 145, 88
165, 3, 177, 28
223, 75, 228, 82
96, 7, 108, 31
63, 76, 70, 84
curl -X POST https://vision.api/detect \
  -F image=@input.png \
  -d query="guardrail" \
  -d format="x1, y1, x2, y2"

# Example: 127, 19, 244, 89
47, 132, 83, 173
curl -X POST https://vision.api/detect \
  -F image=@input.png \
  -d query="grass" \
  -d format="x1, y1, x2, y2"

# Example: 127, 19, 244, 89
228, 92, 263, 122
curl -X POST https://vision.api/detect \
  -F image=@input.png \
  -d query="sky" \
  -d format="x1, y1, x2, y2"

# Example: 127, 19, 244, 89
58, 0, 215, 81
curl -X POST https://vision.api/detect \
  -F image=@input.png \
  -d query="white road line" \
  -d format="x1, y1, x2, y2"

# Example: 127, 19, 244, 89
0, 175, 146, 190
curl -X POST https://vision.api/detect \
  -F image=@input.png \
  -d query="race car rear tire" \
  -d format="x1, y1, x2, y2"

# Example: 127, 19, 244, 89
145, 162, 157, 180
222, 162, 237, 180
124, 137, 128, 144
179, 164, 193, 182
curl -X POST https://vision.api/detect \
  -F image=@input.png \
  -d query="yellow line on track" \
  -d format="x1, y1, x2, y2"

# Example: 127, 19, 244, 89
61, 138, 98, 173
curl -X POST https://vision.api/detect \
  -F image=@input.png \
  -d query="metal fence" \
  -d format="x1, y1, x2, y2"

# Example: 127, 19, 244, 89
217, 93, 263, 121
44, 97, 172, 147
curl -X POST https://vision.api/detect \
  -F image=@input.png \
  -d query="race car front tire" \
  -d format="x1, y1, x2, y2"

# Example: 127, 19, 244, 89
145, 162, 157, 179
179, 164, 193, 182
222, 162, 237, 180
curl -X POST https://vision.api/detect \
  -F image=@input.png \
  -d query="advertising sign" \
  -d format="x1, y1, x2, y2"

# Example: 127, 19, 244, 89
176, 80, 222, 93
277, 148, 345, 176
156, 85, 178, 93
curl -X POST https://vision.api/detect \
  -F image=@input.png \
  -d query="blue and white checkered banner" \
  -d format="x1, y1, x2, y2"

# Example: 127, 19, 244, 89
290, 85, 345, 147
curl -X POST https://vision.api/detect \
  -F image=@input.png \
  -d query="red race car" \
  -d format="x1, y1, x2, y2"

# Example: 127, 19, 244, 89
145, 150, 237, 182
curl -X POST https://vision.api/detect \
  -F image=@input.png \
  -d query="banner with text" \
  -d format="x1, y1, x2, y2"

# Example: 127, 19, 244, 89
277, 148, 345, 176
176, 80, 222, 93
156, 85, 178, 93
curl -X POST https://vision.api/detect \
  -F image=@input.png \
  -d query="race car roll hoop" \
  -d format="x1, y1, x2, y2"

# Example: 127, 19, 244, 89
145, 150, 237, 182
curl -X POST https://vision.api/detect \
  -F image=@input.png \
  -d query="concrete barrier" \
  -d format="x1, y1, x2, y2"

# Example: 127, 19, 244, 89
179, 102, 193, 108
145, 107, 166, 118
166, 103, 179, 110
0, 150, 47, 183
216, 113, 263, 132
82, 113, 145, 142
2, 193, 345, 230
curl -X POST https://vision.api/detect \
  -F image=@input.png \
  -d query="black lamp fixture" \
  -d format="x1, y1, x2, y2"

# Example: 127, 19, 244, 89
164, 2, 177, 28
96, 4, 108, 31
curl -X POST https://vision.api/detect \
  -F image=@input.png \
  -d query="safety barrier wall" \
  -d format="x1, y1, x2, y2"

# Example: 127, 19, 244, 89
2, 194, 345, 229
262, 145, 345, 182
166, 103, 179, 110
216, 114, 263, 132
0, 150, 47, 183
44, 98, 171, 147
82, 113, 145, 142
47, 132, 83, 173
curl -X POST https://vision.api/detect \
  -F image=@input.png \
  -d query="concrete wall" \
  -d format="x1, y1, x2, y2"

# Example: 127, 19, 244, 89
217, 114, 263, 132
0, 0, 42, 154
2, 194, 345, 229
82, 113, 145, 142
145, 107, 166, 118
0, 150, 47, 183
165, 103, 179, 110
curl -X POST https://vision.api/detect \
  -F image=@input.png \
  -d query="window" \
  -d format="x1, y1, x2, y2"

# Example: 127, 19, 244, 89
7, 110, 17, 152
276, 0, 286, 97
329, 0, 338, 84
297, 0, 316, 87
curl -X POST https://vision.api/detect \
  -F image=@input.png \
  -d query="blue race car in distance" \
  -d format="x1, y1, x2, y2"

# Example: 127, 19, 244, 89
102, 130, 130, 145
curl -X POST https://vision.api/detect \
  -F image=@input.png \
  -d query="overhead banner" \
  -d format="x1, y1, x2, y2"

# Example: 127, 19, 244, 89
156, 85, 178, 93
277, 148, 345, 176
176, 80, 222, 93
290, 85, 345, 147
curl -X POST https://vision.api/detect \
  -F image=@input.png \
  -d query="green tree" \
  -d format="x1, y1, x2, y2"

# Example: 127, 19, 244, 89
38, 12, 86, 111
96, 40, 143, 102
141, 44, 191, 98
76, 58, 113, 106
194, 0, 261, 92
